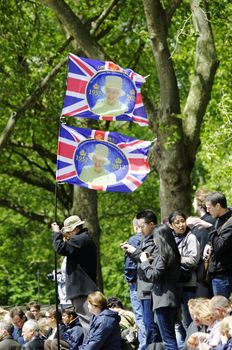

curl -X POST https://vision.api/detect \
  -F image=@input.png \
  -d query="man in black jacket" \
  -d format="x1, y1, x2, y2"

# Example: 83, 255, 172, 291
45, 308, 84, 350
51, 215, 98, 332
189, 191, 232, 298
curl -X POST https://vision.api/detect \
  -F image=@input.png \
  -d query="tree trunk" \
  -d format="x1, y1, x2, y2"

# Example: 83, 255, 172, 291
143, 0, 217, 219
71, 186, 103, 290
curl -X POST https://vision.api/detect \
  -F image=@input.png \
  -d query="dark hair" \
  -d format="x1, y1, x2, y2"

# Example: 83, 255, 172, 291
62, 308, 77, 318
206, 192, 227, 209
107, 297, 124, 309
153, 224, 181, 266
26, 311, 36, 320
26, 301, 41, 311
9, 307, 26, 320
168, 211, 186, 224
136, 209, 157, 225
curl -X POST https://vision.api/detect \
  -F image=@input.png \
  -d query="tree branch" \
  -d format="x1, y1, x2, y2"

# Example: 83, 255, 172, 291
40, 0, 104, 59
12, 149, 52, 173
3, 169, 54, 192
166, 0, 183, 27
142, 0, 180, 116
2, 167, 71, 210
0, 198, 48, 224
8, 141, 57, 164
183, 0, 218, 160
90, 0, 121, 36
0, 56, 67, 151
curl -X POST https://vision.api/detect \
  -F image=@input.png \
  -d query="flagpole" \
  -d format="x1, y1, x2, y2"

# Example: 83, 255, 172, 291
54, 182, 60, 349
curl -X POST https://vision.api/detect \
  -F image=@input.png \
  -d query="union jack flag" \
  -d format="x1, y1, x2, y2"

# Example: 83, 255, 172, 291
56, 124, 151, 192
61, 53, 149, 126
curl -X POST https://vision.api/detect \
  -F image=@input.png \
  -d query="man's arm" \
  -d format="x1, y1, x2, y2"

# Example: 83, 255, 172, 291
208, 220, 232, 257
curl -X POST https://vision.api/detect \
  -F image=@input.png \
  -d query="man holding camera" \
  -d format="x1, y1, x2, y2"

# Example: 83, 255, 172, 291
51, 215, 98, 333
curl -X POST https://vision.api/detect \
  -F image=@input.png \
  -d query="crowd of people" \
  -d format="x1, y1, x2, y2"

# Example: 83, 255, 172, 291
0, 189, 231, 350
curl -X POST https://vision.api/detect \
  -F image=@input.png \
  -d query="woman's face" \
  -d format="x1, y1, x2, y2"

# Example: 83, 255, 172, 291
87, 302, 101, 316
190, 309, 202, 326
171, 215, 187, 235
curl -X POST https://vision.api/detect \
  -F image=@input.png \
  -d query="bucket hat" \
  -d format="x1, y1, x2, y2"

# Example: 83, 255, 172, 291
61, 215, 85, 233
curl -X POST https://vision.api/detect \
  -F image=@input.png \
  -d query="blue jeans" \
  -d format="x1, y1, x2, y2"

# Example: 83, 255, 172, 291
175, 322, 186, 350
211, 275, 232, 298
155, 307, 178, 350
181, 288, 196, 329
141, 298, 161, 347
129, 283, 146, 350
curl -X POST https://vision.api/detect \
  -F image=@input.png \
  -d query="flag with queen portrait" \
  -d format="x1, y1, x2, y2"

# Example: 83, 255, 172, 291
61, 53, 149, 126
56, 124, 151, 192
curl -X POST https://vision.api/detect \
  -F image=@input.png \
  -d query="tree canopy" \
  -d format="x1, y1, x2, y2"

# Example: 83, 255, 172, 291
0, 0, 231, 306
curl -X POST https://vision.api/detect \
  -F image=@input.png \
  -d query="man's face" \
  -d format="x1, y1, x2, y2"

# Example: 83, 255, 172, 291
206, 201, 220, 218
62, 313, 72, 325
30, 307, 40, 320
137, 218, 155, 236
22, 326, 33, 342
64, 227, 79, 240
11, 315, 24, 329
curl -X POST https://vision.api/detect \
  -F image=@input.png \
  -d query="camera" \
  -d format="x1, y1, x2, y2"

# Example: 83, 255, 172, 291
46, 272, 54, 281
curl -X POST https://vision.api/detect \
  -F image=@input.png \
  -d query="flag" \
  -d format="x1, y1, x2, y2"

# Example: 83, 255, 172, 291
61, 53, 149, 126
56, 124, 151, 192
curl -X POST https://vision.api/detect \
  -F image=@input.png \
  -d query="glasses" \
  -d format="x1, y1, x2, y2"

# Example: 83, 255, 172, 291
44, 315, 51, 319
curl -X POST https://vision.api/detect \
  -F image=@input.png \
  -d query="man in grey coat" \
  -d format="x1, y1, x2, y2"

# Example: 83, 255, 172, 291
121, 209, 162, 350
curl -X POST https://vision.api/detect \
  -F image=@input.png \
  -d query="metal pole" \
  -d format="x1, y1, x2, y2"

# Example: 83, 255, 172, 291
37, 270, 40, 304
54, 182, 60, 349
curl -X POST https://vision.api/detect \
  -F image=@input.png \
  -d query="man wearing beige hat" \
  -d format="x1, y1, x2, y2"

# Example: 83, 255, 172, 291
51, 215, 98, 333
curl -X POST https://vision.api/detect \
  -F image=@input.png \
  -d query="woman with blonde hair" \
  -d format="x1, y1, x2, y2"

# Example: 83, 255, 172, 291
187, 297, 224, 349
79, 291, 121, 349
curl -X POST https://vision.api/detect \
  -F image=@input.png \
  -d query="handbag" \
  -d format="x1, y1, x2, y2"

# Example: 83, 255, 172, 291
179, 266, 192, 283
196, 255, 211, 287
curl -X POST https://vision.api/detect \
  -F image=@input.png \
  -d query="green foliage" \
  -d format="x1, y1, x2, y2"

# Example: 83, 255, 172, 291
192, 0, 232, 201
0, 211, 55, 305
0, 0, 231, 307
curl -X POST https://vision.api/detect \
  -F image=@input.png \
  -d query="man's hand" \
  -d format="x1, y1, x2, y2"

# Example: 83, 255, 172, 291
140, 252, 149, 262
120, 242, 136, 253
51, 222, 60, 232
203, 244, 212, 260
186, 216, 212, 228
187, 334, 199, 349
